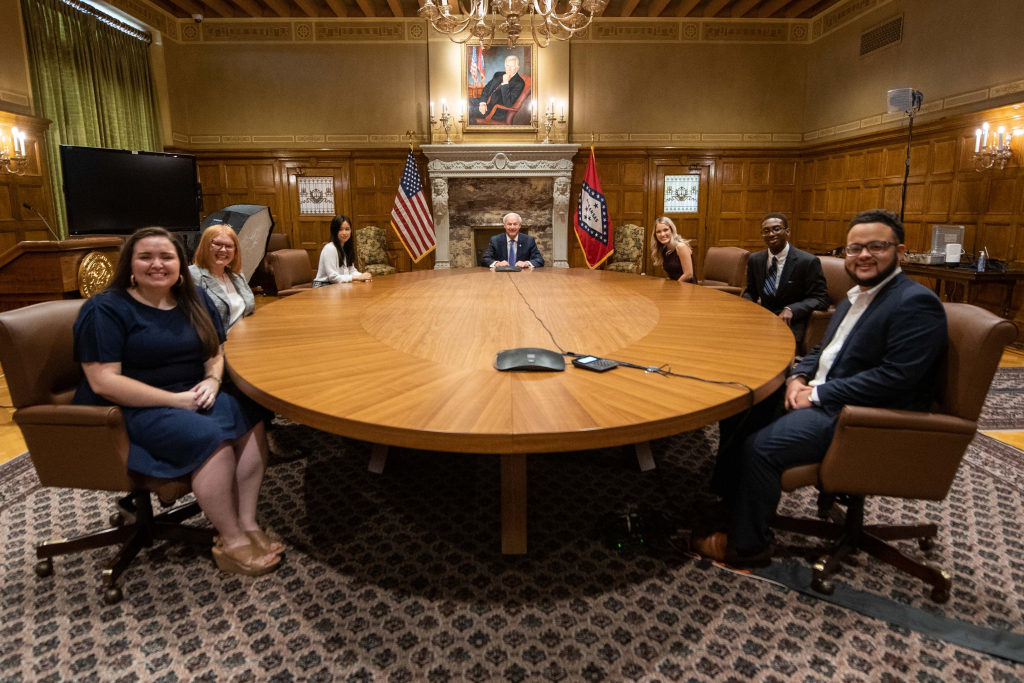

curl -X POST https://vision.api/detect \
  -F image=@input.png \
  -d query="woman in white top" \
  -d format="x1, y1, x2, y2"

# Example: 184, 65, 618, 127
313, 216, 372, 287
189, 225, 256, 333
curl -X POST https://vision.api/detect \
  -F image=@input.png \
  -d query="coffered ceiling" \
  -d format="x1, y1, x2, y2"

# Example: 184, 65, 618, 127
151, 0, 844, 21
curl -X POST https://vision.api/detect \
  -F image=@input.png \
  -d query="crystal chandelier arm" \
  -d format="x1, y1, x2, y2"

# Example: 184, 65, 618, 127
530, 10, 552, 47
552, 11, 592, 31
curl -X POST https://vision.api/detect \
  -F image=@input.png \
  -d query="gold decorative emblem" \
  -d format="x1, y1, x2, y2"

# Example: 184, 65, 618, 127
78, 252, 115, 298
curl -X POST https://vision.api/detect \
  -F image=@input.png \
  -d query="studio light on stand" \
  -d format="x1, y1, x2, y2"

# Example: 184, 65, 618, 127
886, 88, 923, 223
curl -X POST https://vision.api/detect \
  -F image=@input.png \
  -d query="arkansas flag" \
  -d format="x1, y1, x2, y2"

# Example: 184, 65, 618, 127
573, 148, 614, 269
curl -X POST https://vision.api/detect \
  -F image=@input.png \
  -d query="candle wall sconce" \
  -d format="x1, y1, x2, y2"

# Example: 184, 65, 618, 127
973, 122, 1020, 171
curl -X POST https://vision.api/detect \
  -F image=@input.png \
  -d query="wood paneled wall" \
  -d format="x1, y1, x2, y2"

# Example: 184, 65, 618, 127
796, 105, 1024, 312
183, 104, 1024, 316
0, 113, 55, 250
714, 157, 799, 252
193, 150, 434, 273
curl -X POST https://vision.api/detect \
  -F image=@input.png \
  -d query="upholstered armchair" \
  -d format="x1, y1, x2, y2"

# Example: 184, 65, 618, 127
773, 303, 1016, 602
357, 226, 397, 277
605, 224, 644, 274
0, 300, 215, 604
799, 256, 855, 355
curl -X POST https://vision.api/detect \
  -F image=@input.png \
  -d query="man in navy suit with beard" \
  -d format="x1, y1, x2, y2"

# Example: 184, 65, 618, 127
695, 209, 948, 567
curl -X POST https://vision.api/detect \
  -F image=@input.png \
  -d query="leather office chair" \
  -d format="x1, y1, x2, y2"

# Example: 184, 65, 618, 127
772, 303, 1016, 602
251, 233, 292, 296
698, 246, 749, 295
799, 256, 855, 355
268, 248, 314, 297
0, 300, 215, 604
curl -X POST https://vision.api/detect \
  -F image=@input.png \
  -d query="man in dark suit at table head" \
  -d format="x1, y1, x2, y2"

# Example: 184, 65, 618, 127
482, 213, 545, 269
742, 212, 830, 344
695, 209, 948, 566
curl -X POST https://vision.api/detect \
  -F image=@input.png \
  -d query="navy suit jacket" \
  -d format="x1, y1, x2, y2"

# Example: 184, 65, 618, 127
742, 247, 829, 342
481, 233, 544, 268
793, 272, 947, 416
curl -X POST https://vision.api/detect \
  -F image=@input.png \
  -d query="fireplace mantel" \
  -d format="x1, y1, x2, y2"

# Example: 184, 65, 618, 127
423, 144, 579, 269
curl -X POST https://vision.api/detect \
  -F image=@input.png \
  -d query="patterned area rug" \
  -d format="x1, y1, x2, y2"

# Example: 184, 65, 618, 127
2, 422, 1024, 682
980, 367, 1024, 430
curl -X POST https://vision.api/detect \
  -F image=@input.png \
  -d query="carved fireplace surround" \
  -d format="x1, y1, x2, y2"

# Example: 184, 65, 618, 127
423, 144, 579, 269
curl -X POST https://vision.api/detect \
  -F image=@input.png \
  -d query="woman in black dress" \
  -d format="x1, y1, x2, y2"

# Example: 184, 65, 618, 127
73, 227, 282, 576
649, 216, 694, 282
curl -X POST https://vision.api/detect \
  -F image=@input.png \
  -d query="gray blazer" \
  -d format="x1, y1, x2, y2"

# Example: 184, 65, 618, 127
189, 265, 256, 333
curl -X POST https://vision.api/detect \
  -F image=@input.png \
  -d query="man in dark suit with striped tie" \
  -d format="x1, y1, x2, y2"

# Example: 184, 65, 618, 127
742, 213, 829, 345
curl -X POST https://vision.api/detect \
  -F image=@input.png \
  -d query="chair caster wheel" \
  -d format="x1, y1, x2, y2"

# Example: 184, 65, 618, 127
811, 578, 834, 596
35, 559, 53, 578
930, 586, 950, 604
103, 586, 123, 605
109, 512, 125, 527
918, 537, 935, 552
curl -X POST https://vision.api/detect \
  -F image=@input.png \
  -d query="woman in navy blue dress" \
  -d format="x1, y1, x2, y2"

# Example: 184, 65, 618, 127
73, 227, 282, 576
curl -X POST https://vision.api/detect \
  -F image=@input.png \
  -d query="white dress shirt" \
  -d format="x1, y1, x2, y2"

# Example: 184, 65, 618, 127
490, 235, 534, 268
314, 242, 363, 284
808, 267, 902, 404
216, 273, 246, 328
766, 242, 789, 276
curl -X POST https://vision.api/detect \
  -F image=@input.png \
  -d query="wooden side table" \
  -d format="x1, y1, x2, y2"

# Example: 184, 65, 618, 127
901, 262, 1024, 319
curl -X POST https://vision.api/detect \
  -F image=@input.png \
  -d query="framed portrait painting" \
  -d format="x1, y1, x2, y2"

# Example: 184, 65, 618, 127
462, 43, 537, 131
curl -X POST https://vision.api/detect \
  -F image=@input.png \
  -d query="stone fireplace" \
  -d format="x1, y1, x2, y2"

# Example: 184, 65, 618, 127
422, 144, 579, 269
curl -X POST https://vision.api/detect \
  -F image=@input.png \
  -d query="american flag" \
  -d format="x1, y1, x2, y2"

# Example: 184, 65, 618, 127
390, 149, 436, 263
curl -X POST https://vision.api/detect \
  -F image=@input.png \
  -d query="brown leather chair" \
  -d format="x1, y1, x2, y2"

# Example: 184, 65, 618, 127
251, 233, 292, 296
0, 300, 215, 604
772, 303, 1016, 602
268, 248, 314, 297
799, 256, 855, 356
698, 247, 749, 295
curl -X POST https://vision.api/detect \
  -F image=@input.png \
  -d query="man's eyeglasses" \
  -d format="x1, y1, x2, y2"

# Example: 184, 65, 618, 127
211, 242, 235, 252
760, 225, 786, 236
843, 241, 897, 257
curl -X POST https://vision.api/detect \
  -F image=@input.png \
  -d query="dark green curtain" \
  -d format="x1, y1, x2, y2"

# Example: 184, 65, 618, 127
21, 0, 163, 237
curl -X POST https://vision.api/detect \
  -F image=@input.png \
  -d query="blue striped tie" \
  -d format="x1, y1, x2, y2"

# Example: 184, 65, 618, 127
509, 239, 517, 266
764, 256, 778, 298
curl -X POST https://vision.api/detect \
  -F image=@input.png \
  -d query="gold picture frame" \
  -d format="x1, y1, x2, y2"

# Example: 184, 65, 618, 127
461, 42, 537, 132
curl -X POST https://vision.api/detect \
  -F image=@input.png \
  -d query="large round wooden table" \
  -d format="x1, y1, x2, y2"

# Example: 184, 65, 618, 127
226, 268, 795, 553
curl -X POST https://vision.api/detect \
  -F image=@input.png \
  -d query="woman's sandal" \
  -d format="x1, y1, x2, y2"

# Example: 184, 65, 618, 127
212, 541, 281, 576
245, 528, 285, 555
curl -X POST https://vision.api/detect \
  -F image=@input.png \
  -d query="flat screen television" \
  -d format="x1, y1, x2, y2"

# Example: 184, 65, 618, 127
60, 145, 202, 236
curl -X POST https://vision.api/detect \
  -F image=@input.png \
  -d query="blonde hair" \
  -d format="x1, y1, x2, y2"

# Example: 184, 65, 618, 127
193, 224, 242, 273
649, 217, 691, 267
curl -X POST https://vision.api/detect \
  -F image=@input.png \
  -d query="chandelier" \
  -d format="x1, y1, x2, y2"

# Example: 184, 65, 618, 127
417, 0, 607, 48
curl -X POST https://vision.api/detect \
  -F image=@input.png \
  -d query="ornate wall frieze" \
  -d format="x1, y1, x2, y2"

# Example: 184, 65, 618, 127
175, 17, 424, 43
702, 22, 789, 43
202, 23, 293, 41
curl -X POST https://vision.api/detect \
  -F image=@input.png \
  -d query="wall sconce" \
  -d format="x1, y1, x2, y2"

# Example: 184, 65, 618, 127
973, 122, 1021, 171
428, 98, 465, 145
1, 126, 28, 176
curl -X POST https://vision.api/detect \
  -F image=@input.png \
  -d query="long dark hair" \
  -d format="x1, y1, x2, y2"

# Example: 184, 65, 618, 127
330, 215, 356, 268
108, 227, 221, 359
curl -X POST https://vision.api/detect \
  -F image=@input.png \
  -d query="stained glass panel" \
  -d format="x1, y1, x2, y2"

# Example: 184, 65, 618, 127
663, 174, 699, 213
298, 176, 335, 215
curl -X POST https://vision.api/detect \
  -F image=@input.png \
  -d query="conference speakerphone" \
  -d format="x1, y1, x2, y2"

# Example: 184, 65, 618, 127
572, 356, 618, 372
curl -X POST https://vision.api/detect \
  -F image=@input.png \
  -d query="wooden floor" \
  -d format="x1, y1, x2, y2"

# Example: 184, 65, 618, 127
0, 296, 1020, 467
